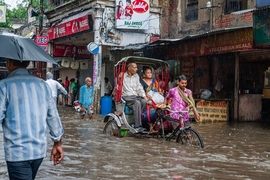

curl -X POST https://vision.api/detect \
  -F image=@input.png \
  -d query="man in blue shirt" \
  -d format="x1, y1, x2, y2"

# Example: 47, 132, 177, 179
79, 77, 95, 119
0, 59, 64, 179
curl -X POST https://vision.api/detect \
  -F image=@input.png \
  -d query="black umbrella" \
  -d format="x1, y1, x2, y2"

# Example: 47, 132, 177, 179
0, 31, 57, 64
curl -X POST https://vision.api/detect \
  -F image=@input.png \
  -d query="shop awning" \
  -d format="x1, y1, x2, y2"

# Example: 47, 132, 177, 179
144, 26, 255, 59
109, 43, 148, 51
48, 9, 94, 41
148, 25, 253, 46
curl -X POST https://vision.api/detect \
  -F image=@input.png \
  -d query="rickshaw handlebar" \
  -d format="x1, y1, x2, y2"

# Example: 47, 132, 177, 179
161, 107, 190, 114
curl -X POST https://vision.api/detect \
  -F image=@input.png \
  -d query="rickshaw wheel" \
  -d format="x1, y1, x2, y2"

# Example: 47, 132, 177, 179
103, 119, 121, 137
176, 128, 204, 148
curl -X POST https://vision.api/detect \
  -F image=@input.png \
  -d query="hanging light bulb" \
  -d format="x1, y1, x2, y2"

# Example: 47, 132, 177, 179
206, 1, 212, 8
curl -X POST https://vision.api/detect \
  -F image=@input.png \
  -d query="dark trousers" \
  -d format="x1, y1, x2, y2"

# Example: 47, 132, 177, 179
122, 95, 146, 127
72, 90, 77, 104
6, 158, 43, 180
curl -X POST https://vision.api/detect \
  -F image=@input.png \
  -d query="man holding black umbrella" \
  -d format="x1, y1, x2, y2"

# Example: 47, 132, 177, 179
0, 59, 64, 179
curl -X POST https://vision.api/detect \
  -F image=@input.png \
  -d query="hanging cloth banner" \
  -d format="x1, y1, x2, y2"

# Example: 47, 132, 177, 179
70, 60, 79, 69
80, 60, 88, 69
0, 5, 6, 23
61, 58, 70, 68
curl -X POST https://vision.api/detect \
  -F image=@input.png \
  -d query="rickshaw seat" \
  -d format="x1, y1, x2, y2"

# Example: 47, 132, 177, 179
124, 105, 133, 115
115, 98, 133, 115
121, 98, 133, 115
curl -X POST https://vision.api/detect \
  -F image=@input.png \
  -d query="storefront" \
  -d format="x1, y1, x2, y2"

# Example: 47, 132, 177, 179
45, 1, 162, 112
144, 26, 270, 121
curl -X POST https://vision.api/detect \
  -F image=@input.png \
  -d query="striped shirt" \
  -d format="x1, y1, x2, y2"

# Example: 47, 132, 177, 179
122, 72, 146, 97
0, 68, 64, 162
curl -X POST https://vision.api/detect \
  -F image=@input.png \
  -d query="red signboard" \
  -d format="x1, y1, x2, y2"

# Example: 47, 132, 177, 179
35, 36, 48, 45
48, 15, 93, 41
53, 44, 92, 58
35, 36, 49, 52
166, 28, 254, 58
132, 0, 149, 13
150, 36, 160, 43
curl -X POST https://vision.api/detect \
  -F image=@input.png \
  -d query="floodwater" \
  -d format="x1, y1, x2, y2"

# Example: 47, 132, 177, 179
1, 106, 270, 180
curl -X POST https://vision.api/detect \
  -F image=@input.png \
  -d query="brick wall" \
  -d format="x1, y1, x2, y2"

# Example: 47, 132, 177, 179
215, 12, 253, 29
160, 0, 255, 38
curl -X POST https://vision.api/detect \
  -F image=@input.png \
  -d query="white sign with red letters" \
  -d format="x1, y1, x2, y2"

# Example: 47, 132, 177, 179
115, 0, 150, 29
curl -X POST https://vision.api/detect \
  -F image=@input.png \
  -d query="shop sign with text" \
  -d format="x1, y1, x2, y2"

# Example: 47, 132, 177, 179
48, 15, 93, 41
167, 28, 253, 58
35, 36, 48, 52
196, 101, 228, 122
115, 0, 150, 29
53, 44, 92, 58
0, 5, 6, 23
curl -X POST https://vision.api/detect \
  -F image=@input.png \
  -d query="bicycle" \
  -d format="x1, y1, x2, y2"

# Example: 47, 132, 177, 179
154, 107, 204, 148
103, 104, 204, 149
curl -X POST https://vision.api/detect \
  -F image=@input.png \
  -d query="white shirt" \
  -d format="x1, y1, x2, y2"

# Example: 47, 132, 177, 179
46, 79, 67, 98
122, 72, 146, 97
105, 81, 113, 94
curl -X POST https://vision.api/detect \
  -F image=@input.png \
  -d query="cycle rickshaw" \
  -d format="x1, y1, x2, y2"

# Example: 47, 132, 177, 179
103, 56, 204, 148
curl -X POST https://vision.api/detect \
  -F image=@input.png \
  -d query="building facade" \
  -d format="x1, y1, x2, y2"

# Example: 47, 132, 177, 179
143, 0, 270, 121
44, 0, 162, 111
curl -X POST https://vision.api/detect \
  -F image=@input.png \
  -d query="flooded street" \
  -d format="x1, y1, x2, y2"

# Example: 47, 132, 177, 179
1, 106, 270, 179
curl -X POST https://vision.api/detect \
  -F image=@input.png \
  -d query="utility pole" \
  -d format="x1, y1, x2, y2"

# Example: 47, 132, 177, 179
210, 0, 213, 31
39, 0, 43, 35
38, 0, 44, 78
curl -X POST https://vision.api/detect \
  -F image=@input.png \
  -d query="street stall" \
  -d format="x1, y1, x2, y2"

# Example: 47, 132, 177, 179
144, 26, 270, 121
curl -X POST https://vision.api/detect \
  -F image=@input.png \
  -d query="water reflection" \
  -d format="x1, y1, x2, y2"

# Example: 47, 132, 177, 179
0, 107, 270, 179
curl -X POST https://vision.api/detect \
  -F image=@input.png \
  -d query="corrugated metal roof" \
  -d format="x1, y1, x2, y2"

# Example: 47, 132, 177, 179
110, 26, 253, 51
109, 43, 148, 51
252, 5, 270, 12
149, 25, 253, 45
52, 9, 93, 26
231, 8, 255, 15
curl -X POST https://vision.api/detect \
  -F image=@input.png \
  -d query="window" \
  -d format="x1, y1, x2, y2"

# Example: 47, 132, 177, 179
225, 0, 247, 14
49, 0, 70, 7
185, 0, 198, 22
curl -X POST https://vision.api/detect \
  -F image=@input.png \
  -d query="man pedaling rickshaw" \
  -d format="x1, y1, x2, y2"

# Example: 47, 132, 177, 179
103, 56, 203, 149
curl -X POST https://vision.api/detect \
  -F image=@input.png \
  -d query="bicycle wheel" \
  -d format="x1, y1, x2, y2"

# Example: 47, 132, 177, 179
103, 119, 121, 137
176, 128, 204, 148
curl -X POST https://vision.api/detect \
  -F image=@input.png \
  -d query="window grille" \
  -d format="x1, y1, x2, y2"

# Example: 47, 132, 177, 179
185, 0, 198, 22
225, 0, 247, 14
50, 0, 64, 6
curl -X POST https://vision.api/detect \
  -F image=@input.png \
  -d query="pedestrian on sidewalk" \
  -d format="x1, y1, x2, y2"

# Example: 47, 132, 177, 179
79, 77, 95, 119
104, 77, 113, 96
46, 72, 70, 104
64, 76, 70, 106
70, 78, 78, 105
0, 59, 64, 180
